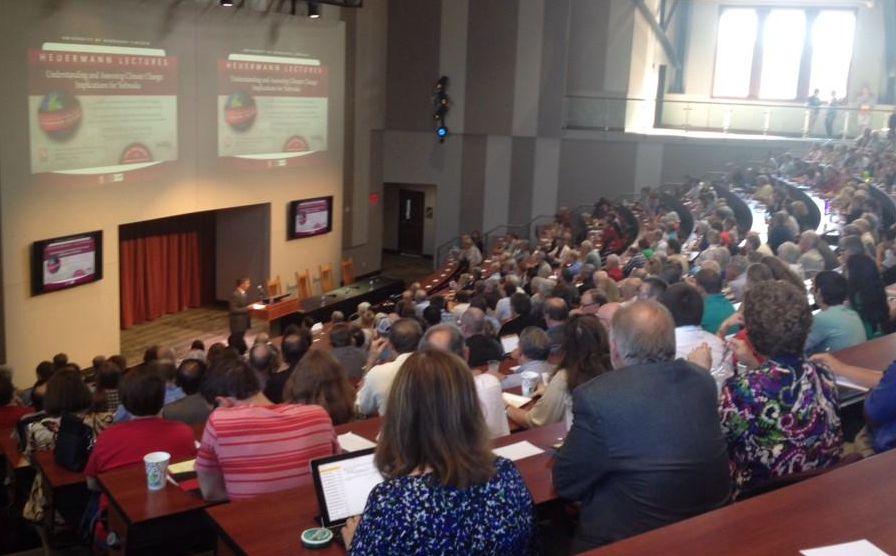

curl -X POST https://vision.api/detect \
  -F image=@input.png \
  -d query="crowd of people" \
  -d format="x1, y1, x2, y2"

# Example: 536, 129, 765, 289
3, 138, 896, 554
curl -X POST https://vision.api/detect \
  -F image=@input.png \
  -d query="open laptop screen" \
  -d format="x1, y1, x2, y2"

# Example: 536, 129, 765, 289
311, 448, 384, 528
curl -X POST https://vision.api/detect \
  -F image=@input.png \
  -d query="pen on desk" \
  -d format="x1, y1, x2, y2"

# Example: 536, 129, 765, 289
166, 474, 178, 488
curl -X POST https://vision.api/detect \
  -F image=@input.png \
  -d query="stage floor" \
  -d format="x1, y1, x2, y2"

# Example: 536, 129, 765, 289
119, 305, 265, 367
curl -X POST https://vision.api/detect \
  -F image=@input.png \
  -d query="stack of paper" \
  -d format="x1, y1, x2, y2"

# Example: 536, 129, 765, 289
493, 441, 545, 462
502, 392, 532, 408
338, 432, 377, 452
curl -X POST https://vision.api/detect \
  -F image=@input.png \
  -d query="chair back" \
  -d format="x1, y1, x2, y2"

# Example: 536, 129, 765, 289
319, 263, 334, 293
341, 258, 355, 286
265, 276, 282, 297
295, 270, 312, 301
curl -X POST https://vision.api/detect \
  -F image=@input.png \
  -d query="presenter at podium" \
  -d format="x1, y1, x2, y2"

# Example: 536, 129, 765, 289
229, 277, 251, 342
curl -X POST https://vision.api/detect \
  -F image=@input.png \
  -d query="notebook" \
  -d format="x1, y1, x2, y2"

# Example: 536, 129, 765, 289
311, 448, 384, 529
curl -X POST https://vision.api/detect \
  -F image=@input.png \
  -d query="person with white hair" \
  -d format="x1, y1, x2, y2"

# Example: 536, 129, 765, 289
776, 241, 805, 279
797, 231, 825, 279
553, 301, 730, 552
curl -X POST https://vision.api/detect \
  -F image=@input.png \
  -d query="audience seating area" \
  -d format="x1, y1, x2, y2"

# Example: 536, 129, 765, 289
4, 138, 896, 555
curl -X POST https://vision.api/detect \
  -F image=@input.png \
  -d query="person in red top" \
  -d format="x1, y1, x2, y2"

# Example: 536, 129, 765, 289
0, 373, 33, 429
85, 367, 196, 540
195, 355, 338, 501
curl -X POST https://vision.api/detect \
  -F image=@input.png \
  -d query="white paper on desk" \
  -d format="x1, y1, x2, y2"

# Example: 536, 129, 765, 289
502, 392, 532, 409
835, 375, 871, 392
168, 459, 196, 474
801, 540, 891, 556
492, 441, 545, 462
338, 432, 377, 452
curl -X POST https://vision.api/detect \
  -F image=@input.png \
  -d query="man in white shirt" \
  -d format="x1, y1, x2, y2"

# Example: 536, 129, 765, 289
419, 324, 509, 438
460, 234, 483, 267
659, 283, 732, 391
355, 318, 423, 415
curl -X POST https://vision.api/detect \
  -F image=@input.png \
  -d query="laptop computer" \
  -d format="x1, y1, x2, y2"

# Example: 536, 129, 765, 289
310, 448, 384, 530
500, 334, 520, 356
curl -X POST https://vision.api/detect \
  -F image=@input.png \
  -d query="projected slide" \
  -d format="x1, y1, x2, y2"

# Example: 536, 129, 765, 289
218, 54, 328, 170
28, 43, 178, 185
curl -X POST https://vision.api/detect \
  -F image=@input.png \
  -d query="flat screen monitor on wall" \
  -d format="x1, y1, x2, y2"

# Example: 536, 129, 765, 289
288, 196, 332, 239
31, 230, 103, 295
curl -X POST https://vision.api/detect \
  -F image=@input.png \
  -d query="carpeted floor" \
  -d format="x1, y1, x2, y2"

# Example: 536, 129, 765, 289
380, 252, 435, 287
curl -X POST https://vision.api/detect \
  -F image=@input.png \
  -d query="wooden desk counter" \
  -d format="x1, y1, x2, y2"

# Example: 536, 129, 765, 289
832, 332, 896, 372
208, 422, 565, 556
98, 463, 217, 555
582, 450, 896, 556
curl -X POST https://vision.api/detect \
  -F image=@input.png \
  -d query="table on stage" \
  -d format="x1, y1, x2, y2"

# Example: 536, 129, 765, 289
298, 277, 405, 323
582, 448, 896, 556
205, 421, 564, 556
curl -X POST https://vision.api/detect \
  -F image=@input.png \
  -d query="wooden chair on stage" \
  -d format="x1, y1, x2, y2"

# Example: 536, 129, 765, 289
319, 263, 334, 293
341, 258, 355, 286
265, 276, 282, 297
295, 270, 312, 301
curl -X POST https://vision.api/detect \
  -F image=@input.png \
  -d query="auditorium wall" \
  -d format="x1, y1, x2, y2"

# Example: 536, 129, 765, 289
0, 0, 345, 381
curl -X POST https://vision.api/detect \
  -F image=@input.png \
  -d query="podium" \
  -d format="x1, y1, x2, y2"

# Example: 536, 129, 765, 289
250, 296, 300, 336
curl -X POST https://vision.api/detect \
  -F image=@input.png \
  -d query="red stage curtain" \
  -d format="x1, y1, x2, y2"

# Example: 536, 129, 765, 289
119, 212, 216, 329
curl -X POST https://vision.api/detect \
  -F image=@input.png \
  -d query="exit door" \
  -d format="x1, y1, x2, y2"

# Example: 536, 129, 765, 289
398, 190, 425, 255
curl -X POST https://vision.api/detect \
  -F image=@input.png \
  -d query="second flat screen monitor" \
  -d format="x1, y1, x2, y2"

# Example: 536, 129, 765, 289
288, 196, 332, 240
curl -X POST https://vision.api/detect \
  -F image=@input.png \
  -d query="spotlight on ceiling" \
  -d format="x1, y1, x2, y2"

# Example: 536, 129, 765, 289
308, 1, 321, 18
221, 0, 234, 6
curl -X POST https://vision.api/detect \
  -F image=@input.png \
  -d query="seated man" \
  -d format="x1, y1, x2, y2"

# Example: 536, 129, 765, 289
694, 269, 735, 335
85, 368, 196, 536
543, 297, 569, 355
161, 358, 213, 425
195, 357, 338, 501
498, 293, 543, 337
805, 271, 867, 354
419, 324, 509, 438
355, 318, 423, 416
660, 283, 731, 390
460, 308, 503, 367
502, 327, 554, 389
553, 301, 730, 551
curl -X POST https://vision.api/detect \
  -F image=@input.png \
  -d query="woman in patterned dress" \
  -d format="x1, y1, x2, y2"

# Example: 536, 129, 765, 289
720, 280, 843, 499
343, 350, 538, 556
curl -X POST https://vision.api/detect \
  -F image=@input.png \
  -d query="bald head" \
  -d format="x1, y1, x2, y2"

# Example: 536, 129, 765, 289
609, 300, 676, 368
460, 307, 486, 337
419, 324, 467, 360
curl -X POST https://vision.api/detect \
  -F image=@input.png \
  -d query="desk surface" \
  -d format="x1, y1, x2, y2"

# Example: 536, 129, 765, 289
31, 449, 85, 488
207, 421, 564, 556
832, 332, 896, 372
98, 463, 212, 526
582, 449, 896, 556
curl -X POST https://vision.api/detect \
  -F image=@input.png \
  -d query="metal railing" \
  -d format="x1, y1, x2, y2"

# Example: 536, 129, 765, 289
565, 94, 896, 139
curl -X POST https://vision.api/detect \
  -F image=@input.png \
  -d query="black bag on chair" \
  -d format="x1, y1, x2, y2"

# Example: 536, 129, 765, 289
53, 413, 94, 471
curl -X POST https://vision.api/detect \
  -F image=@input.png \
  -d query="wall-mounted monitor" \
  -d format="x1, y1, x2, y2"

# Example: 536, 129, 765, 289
288, 196, 333, 240
31, 230, 103, 295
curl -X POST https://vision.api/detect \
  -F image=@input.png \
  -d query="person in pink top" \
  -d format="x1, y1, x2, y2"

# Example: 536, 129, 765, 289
195, 355, 339, 501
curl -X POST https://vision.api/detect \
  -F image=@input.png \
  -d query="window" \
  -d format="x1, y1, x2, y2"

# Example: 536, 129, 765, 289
711, 7, 856, 101
712, 9, 757, 98
758, 10, 805, 100
809, 10, 856, 98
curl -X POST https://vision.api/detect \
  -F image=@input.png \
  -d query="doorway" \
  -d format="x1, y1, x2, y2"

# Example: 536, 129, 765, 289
398, 189, 425, 255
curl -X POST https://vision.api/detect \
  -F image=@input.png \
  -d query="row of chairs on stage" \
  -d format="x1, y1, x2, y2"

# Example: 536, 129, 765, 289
263, 258, 356, 302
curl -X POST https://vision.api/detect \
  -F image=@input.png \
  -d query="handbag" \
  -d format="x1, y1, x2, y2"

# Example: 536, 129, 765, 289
53, 413, 94, 471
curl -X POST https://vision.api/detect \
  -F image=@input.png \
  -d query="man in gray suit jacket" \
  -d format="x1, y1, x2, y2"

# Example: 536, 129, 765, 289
553, 301, 730, 552
229, 277, 252, 341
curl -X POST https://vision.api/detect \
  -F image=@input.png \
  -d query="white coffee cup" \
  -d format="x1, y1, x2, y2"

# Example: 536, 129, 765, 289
520, 371, 539, 397
144, 451, 171, 491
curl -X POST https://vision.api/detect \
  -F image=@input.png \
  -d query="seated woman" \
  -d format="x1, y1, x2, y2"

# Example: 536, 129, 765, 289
506, 315, 611, 429
343, 350, 537, 556
845, 253, 892, 339
282, 350, 356, 425
22, 368, 112, 523
195, 355, 338, 501
720, 280, 842, 499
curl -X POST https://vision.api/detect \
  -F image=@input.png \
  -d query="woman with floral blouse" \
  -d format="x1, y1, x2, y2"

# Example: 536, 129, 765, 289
720, 280, 843, 499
